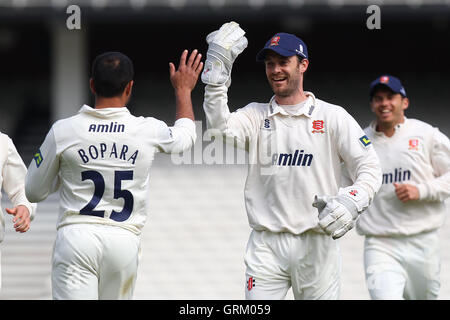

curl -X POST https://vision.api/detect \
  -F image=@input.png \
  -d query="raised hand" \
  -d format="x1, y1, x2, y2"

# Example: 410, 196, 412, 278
201, 21, 248, 86
169, 49, 203, 93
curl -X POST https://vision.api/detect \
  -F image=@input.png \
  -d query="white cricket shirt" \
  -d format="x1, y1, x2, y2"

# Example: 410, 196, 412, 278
0, 132, 36, 242
25, 105, 196, 235
356, 118, 450, 236
204, 84, 382, 235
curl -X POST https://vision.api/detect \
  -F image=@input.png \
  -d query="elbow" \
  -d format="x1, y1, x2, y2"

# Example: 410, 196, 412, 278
25, 181, 47, 203
169, 131, 197, 155
25, 188, 42, 203
178, 121, 198, 151
180, 126, 197, 151
25, 191, 39, 204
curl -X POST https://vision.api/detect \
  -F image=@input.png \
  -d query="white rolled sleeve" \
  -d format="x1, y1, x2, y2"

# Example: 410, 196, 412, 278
154, 118, 197, 154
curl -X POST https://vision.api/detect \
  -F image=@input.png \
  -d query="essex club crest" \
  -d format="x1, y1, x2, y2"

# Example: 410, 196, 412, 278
270, 36, 280, 46
408, 139, 419, 150
312, 120, 325, 134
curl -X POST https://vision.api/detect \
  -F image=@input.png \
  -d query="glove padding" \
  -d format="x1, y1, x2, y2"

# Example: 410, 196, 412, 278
201, 21, 248, 87
313, 186, 369, 239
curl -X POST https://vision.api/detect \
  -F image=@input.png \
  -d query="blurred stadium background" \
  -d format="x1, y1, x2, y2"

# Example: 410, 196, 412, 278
0, 0, 449, 299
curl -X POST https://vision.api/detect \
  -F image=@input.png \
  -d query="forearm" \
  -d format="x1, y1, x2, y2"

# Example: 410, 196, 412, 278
4, 163, 29, 206
416, 172, 450, 202
3, 140, 37, 219
7, 185, 35, 218
169, 49, 202, 122
175, 88, 195, 121
339, 155, 382, 206
352, 160, 383, 202
204, 84, 231, 131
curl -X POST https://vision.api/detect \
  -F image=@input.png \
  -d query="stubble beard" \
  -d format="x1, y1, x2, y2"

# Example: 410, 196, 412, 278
270, 76, 301, 99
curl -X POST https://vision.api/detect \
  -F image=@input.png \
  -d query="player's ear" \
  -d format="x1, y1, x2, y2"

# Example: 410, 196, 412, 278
299, 58, 309, 73
369, 98, 376, 113
402, 97, 409, 111
89, 78, 96, 94
125, 80, 134, 96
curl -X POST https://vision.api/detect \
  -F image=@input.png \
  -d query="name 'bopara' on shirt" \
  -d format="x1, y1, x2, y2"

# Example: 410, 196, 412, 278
25, 105, 196, 235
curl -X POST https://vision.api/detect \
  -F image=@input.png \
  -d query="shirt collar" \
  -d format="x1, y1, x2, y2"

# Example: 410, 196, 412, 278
79, 104, 131, 118
268, 91, 317, 118
370, 116, 408, 136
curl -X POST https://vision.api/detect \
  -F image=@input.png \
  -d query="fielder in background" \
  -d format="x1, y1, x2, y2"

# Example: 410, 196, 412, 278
25, 50, 202, 299
201, 21, 382, 299
353, 75, 450, 299
0, 133, 36, 289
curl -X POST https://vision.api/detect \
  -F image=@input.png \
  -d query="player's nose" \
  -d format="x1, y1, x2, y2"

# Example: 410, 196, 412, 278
270, 63, 282, 74
377, 97, 390, 108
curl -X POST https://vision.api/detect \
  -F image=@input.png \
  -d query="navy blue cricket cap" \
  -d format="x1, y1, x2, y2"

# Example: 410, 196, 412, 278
369, 75, 407, 98
256, 33, 308, 62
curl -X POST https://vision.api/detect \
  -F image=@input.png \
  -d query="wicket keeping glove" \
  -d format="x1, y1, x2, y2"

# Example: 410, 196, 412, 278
313, 186, 370, 239
201, 21, 248, 87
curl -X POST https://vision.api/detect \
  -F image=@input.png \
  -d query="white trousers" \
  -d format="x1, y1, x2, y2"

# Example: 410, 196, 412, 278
244, 229, 341, 300
52, 224, 141, 300
364, 230, 440, 300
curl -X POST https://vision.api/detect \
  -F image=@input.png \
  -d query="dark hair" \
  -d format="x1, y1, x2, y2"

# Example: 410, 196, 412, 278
91, 51, 134, 98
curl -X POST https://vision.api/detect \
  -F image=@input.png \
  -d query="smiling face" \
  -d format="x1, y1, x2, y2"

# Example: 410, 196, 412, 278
264, 51, 308, 103
370, 86, 409, 129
